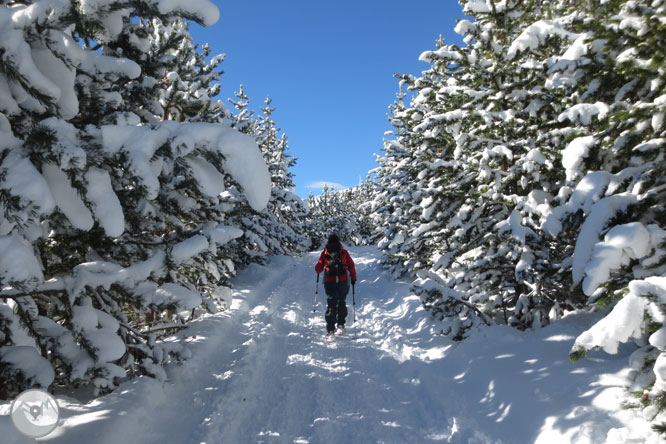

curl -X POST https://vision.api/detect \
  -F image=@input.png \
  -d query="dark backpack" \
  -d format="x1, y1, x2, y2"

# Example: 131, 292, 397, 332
325, 250, 346, 277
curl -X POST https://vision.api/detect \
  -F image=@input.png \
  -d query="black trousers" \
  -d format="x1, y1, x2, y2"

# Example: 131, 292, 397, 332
324, 280, 349, 332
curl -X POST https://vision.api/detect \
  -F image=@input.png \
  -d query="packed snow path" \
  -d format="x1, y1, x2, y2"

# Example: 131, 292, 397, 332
1, 246, 651, 443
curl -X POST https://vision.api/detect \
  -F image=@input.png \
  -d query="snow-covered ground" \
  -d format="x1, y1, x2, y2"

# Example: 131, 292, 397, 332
0, 246, 655, 443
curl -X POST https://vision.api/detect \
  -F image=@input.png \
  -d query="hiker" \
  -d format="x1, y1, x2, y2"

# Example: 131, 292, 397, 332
315, 234, 357, 336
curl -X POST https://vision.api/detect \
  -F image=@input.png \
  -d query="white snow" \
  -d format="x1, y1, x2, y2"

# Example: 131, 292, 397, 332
454, 19, 475, 36
72, 305, 126, 363
0, 235, 44, 285
575, 276, 666, 356
0, 151, 55, 217
61, 252, 167, 303
0, 247, 656, 444
201, 223, 243, 246
582, 222, 652, 295
153, 0, 220, 27
508, 20, 577, 60
542, 170, 613, 237
79, 52, 141, 78
170, 235, 209, 263
101, 122, 270, 211
41, 163, 94, 231
31, 48, 78, 120
562, 135, 595, 182
85, 168, 125, 237
418, 47, 463, 63
572, 194, 638, 285
575, 293, 647, 356
154, 283, 202, 311
633, 138, 665, 153
464, 0, 491, 14
496, 209, 534, 245
185, 157, 226, 198
558, 102, 610, 126
0, 346, 54, 388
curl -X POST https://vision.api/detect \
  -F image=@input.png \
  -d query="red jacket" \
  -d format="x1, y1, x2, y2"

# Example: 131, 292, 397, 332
315, 246, 356, 283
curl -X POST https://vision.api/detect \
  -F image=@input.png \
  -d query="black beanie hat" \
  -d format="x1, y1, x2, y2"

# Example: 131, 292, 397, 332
327, 234, 340, 246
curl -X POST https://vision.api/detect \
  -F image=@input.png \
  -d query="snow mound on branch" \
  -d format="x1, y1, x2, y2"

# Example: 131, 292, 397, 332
574, 277, 666, 355
101, 122, 270, 212
152, 0, 220, 27
582, 222, 652, 295
31, 48, 78, 119
562, 135, 595, 182
0, 346, 55, 388
64, 252, 167, 302
496, 209, 535, 245
171, 122, 271, 212
542, 171, 611, 237
131, 281, 202, 311
171, 235, 209, 263
508, 20, 577, 59
463, 0, 491, 13
72, 305, 126, 362
186, 157, 226, 198
574, 292, 647, 354
41, 163, 95, 231
80, 52, 141, 78
0, 151, 55, 216
0, 235, 44, 285
85, 167, 125, 237
558, 102, 610, 126
202, 223, 243, 246
572, 193, 637, 285
154, 283, 201, 311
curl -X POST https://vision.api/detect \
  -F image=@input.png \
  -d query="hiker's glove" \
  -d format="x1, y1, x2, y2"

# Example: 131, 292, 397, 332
351, 278, 356, 286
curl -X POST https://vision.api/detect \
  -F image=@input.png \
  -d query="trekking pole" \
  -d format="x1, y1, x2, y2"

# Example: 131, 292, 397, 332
352, 282, 357, 339
312, 273, 319, 329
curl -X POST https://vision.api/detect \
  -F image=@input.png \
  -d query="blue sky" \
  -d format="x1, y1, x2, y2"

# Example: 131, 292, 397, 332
190, 1, 466, 197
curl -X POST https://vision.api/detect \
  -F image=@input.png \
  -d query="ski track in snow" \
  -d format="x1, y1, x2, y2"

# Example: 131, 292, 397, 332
0, 246, 648, 443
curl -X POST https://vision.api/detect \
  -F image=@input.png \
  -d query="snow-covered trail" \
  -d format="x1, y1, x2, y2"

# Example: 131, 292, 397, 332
192, 248, 453, 443
1, 246, 651, 443
146, 246, 461, 443
34, 246, 461, 443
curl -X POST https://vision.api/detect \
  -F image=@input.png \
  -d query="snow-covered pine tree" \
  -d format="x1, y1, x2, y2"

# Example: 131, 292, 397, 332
228, 84, 259, 134
374, 0, 586, 338
369, 81, 411, 250
77, 14, 243, 317
353, 178, 379, 245
372, 74, 439, 277
224, 92, 309, 261
306, 183, 375, 247
93, 17, 227, 126
256, 97, 309, 254
0, 0, 271, 397
545, 0, 666, 429
371, 0, 666, 430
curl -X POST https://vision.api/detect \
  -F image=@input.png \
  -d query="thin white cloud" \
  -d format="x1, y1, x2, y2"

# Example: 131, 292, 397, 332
306, 181, 345, 191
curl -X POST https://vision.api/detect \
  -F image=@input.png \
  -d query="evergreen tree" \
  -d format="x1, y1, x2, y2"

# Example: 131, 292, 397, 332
374, 0, 664, 339
552, 0, 666, 429
374, 0, 584, 337
373, 0, 666, 429
228, 84, 259, 134
0, 0, 272, 397
307, 182, 376, 247
256, 96, 309, 253
224, 91, 309, 260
